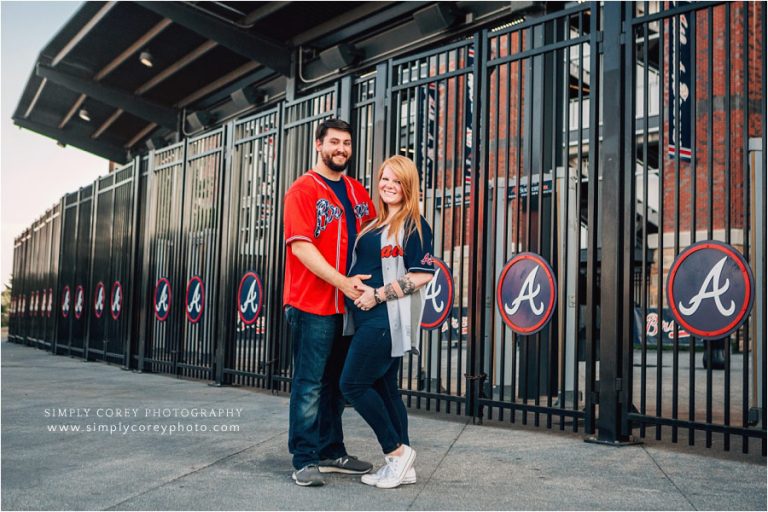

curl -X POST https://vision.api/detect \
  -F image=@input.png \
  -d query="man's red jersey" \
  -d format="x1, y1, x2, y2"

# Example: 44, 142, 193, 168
283, 170, 376, 315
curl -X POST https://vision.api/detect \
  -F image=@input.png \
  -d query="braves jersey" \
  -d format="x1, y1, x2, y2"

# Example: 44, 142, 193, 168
283, 170, 376, 315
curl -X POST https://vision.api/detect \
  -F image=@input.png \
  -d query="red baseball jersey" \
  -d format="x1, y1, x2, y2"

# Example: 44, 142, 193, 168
283, 170, 376, 315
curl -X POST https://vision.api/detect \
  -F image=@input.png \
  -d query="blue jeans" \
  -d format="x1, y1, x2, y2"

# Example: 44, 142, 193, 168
286, 306, 349, 469
340, 324, 409, 454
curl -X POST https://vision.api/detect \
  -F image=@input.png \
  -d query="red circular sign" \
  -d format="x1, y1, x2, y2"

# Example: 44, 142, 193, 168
666, 241, 754, 340
496, 253, 557, 335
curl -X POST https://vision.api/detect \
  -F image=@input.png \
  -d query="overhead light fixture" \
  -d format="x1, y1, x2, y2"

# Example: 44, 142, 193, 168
78, 109, 91, 122
186, 111, 213, 132
413, 3, 460, 35
230, 85, 268, 110
319, 44, 363, 70
139, 50, 154, 68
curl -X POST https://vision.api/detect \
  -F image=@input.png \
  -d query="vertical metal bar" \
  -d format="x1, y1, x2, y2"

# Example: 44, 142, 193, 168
655, 10, 665, 442
740, 2, 750, 454
705, 6, 714, 449
584, 1, 600, 435
687, 10, 697, 447
593, 0, 630, 444
672, 12, 681, 445
723, 1, 732, 451
469, 30, 487, 421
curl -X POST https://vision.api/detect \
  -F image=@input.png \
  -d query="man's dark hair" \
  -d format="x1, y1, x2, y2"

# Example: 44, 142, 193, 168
315, 118, 353, 143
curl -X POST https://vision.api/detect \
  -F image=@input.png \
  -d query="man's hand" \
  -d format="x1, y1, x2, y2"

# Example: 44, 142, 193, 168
340, 274, 371, 300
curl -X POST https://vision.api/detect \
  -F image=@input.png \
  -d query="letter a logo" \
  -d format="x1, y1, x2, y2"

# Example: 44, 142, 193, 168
504, 266, 544, 316
678, 256, 734, 316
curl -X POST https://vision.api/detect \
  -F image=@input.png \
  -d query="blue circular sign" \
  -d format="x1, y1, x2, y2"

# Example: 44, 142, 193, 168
154, 278, 171, 322
61, 286, 71, 318
93, 282, 105, 318
667, 241, 754, 340
420, 257, 454, 330
74, 285, 85, 320
186, 276, 205, 324
110, 281, 123, 320
496, 253, 557, 335
238, 272, 263, 325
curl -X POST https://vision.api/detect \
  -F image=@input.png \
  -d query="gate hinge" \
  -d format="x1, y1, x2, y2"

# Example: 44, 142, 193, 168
590, 391, 599, 404
615, 377, 622, 391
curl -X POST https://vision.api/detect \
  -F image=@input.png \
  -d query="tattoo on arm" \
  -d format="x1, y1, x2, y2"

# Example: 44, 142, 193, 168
397, 275, 417, 296
383, 283, 398, 301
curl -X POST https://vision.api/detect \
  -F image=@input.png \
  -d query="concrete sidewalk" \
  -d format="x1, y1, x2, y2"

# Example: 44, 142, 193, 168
1, 341, 765, 511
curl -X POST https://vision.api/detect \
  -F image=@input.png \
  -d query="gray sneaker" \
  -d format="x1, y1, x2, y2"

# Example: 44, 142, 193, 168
292, 465, 325, 486
318, 455, 373, 474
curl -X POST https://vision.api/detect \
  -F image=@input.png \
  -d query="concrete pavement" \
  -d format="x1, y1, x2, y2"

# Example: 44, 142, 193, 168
1, 341, 765, 511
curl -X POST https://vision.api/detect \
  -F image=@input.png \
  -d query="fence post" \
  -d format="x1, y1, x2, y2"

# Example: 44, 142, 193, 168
588, 1, 639, 445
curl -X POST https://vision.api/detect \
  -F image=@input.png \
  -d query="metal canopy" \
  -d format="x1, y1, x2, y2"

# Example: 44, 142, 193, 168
12, 1, 542, 163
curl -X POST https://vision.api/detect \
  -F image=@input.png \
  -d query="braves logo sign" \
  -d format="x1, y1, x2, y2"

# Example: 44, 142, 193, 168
667, 241, 754, 340
74, 285, 85, 320
420, 257, 453, 330
186, 276, 205, 324
93, 282, 106, 318
61, 286, 71, 318
111, 281, 123, 320
314, 199, 342, 237
154, 278, 171, 322
238, 272, 264, 325
496, 253, 557, 335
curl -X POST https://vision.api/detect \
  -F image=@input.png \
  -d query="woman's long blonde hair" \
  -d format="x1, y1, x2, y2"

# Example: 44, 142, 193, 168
359, 155, 423, 243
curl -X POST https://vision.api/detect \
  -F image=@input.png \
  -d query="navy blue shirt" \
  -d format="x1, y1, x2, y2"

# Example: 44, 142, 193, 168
347, 217, 435, 328
321, 176, 357, 272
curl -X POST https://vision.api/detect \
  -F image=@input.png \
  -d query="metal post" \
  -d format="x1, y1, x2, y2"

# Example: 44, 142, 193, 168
124, 157, 142, 369
469, 31, 487, 420
587, 1, 638, 445
213, 122, 236, 386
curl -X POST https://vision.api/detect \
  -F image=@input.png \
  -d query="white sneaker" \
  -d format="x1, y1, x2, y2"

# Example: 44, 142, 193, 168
375, 445, 416, 489
361, 464, 416, 486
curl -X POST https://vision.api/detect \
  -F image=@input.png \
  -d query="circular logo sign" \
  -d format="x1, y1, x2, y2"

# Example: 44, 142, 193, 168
238, 272, 263, 325
74, 285, 85, 319
154, 278, 171, 322
93, 282, 106, 318
61, 286, 71, 318
666, 241, 754, 340
185, 276, 205, 324
496, 252, 557, 335
47, 288, 54, 317
420, 257, 454, 330
110, 281, 123, 320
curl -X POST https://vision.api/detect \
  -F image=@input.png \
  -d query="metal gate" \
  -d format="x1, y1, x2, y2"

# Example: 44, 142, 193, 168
86, 163, 138, 364
386, 38, 478, 415
141, 142, 186, 374
220, 107, 281, 389
626, 1, 766, 454
476, 3, 599, 431
55, 187, 94, 356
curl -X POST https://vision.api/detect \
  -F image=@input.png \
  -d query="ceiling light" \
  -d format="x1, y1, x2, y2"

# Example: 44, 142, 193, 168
139, 50, 154, 68
78, 109, 91, 122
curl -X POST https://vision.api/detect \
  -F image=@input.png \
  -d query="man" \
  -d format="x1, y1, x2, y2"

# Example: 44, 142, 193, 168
283, 118, 376, 486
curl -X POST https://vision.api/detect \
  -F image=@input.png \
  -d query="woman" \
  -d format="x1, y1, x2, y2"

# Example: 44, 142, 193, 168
340, 155, 435, 489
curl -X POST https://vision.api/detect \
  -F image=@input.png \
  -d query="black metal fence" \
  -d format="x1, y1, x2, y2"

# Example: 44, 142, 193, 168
8, 2, 765, 455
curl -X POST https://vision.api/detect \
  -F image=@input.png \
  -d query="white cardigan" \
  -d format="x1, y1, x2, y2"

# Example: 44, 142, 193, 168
343, 223, 426, 357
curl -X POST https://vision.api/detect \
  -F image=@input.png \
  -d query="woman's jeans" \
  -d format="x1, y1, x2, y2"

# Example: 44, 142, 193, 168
286, 306, 349, 470
340, 323, 409, 454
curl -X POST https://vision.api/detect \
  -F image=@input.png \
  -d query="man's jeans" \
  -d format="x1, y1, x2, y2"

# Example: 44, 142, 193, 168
286, 306, 349, 470
339, 324, 409, 454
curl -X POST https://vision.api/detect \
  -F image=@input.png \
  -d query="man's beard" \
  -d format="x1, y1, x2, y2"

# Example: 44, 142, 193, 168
322, 150, 349, 172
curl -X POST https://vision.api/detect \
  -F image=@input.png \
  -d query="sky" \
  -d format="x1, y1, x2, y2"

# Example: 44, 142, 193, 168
1, 1, 107, 291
